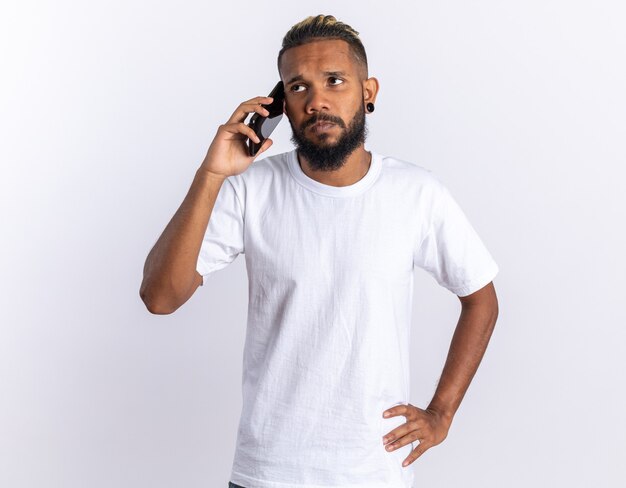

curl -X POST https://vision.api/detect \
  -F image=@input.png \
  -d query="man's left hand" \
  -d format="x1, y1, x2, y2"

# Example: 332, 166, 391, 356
381, 403, 452, 467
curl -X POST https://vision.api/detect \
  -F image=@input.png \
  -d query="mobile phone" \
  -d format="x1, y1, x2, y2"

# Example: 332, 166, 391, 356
247, 81, 285, 157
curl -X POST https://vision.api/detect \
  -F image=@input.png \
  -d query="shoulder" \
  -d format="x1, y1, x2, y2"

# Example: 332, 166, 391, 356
376, 151, 447, 198
226, 149, 292, 194
239, 150, 291, 180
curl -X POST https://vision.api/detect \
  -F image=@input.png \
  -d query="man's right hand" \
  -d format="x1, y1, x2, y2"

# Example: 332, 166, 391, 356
199, 96, 275, 179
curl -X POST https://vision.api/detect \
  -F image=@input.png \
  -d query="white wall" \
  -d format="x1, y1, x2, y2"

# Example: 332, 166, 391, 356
1, 1, 624, 487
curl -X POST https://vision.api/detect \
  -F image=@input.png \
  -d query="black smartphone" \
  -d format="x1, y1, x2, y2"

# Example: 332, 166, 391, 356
247, 81, 285, 157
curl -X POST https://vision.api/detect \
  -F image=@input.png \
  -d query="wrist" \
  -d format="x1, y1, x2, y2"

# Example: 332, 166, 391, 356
196, 166, 227, 184
426, 401, 456, 425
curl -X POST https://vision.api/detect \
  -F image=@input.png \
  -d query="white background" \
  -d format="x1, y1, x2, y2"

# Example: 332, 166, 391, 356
1, 1, 625, 487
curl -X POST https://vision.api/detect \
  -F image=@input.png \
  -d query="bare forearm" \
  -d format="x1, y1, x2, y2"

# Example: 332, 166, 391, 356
140, 168, 226, 313
427, 296, 499, 424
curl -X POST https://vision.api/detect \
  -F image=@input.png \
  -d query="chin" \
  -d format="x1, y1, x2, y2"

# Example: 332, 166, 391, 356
311, 132, 339, 144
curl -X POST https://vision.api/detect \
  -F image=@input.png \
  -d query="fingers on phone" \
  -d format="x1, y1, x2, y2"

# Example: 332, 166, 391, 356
252, 104, 270, 117
249, 95, 273, 102
242, 123, 260, 143
225, 122, 259, 144
228, 98, 274, 124
261, 138, 272, 152
242, 96, 273, 108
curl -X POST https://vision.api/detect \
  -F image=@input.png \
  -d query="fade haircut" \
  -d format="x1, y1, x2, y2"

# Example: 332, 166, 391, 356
277, 14, 369, 80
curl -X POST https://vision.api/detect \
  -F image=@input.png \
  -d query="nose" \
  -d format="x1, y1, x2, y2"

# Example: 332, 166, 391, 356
304, 86, 330, 114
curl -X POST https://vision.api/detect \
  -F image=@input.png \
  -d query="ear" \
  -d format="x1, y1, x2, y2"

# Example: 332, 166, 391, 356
363, 76, 380, 105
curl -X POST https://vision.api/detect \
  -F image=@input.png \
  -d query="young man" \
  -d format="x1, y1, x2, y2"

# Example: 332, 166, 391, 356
140, 14, 499, 488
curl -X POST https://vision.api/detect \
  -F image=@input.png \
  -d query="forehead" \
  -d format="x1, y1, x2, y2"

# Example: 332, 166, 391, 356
280, 39, 357, 79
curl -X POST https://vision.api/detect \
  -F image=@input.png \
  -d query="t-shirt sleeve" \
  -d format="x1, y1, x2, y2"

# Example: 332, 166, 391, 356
413, 178, 499, 297
195, 176, 244, 285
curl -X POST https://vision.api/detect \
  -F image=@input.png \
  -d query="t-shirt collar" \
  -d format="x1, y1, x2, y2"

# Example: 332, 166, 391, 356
287, 147, 382, 198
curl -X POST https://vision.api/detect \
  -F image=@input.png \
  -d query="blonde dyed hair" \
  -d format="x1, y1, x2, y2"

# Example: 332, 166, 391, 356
277, 14, 368, 79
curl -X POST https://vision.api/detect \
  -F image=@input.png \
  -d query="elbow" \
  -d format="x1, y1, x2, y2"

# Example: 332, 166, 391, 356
139, 271, 200, 315
143, 299, 175, 315
139, 283, 176, 315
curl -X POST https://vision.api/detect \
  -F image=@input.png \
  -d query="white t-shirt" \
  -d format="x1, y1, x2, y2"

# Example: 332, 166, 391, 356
196, 148, 499, 488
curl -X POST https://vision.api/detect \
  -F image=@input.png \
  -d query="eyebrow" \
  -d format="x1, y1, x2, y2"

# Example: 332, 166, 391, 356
285, 71, 349, 86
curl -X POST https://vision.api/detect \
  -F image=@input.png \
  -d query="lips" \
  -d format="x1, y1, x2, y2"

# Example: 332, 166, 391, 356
310, 121, 336, 132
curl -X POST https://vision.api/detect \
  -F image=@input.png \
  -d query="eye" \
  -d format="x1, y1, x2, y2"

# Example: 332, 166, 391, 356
289, 77, 344, 93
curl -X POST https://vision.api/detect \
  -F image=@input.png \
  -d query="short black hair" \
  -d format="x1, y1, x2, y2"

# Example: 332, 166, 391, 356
277, 14, 368, 80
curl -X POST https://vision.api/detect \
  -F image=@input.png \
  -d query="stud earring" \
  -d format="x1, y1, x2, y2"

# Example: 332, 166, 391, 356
366, 102, 375, 113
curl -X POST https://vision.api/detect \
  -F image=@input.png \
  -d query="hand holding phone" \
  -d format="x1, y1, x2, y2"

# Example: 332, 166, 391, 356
246, 81, 285, 157
199, 94, 276, 178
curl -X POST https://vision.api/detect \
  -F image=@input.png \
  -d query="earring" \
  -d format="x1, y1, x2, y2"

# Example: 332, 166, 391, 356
366, 102, 375, 113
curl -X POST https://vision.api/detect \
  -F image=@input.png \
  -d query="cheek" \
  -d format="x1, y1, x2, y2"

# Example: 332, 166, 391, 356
284, 99, 297, 118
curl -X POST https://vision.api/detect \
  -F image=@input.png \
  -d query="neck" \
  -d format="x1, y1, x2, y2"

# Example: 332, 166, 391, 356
297, 145, 372, 187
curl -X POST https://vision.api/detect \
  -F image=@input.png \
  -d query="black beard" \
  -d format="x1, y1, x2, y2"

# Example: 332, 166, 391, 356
288, 103, 368, 172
